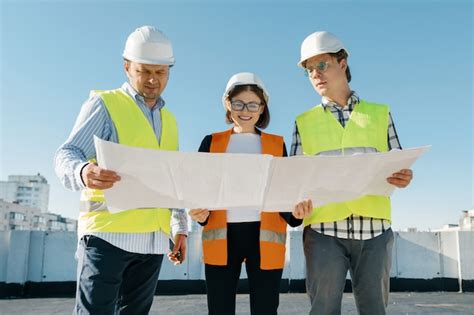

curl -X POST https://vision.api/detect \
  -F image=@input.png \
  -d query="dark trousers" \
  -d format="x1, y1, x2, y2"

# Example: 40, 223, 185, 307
205, 222, 283, 315
303, 227, 394, 315
75, 235, 163, 315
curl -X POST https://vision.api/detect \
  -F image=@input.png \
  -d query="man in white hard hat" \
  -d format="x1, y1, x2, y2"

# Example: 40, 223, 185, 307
291, 31, 413, 314
55, 26, 187, 314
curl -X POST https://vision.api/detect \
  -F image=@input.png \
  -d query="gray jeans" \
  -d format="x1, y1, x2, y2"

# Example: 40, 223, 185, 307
303, 226, 394, 315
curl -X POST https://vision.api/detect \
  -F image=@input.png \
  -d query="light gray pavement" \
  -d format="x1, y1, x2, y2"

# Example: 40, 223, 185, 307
1, 292, 473, 314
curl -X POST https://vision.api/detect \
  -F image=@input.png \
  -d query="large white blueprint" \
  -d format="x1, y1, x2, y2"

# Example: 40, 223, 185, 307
94, 137, 430, 212
262, 148, 429, 211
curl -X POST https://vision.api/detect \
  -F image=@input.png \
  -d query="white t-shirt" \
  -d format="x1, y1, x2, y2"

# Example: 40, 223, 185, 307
225, 133, 262, 223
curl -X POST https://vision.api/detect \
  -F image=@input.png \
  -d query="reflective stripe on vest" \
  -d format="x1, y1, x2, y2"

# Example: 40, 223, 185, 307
260, 229, 286, 244
202, 228, 227, 241
80, 200, 108, 212
78, 89, 178, 236
202, 129, 287, 270
296, 100, 391, 225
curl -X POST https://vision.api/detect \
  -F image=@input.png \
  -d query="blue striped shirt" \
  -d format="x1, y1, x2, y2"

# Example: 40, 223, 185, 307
55, 82, 187, 254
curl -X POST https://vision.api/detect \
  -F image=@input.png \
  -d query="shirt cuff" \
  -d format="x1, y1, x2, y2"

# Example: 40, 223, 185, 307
74, 162, 89, 190
170, 208, 188, 237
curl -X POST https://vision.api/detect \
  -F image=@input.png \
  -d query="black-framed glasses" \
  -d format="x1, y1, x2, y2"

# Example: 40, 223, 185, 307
304, 61, 330, 76
230, 100, 262, 112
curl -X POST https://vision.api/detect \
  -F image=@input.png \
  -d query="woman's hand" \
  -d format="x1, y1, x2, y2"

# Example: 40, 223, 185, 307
189, 208, 210, 223
292, 199, 313, 219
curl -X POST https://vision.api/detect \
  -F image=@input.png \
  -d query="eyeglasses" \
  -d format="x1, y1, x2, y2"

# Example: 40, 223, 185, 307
304, 61, 330, 76
230, 100, 262, 112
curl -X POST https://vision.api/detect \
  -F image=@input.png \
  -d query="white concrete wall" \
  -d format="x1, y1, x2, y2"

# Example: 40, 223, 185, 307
395, 232, 441, 279
6, 231, 30, 283
1, 230, 473, 288
288, 231, 305, 280
439, 231, 460, 279
41, 232, 77, 282
458, 231, 474, 280
0, 232, 10, 282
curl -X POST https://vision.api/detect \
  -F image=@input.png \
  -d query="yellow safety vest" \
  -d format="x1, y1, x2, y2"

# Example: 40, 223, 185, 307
296, 100, 391, 225
78, 89, 178, 236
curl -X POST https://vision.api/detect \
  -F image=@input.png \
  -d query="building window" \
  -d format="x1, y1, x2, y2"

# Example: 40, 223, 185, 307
10, 212, 26, 221
33, 216, 46, 224
51, 221, 66, 230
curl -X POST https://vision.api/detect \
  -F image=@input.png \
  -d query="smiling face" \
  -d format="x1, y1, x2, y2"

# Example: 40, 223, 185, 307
226, 89, 265, 133
124, 60, 169, 107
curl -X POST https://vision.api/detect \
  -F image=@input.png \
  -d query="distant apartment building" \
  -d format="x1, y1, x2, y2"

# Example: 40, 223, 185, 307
42, 212, 77, 232
0, 174, 50, 213
434, 209, 474, 232
0, 200, 76, 232
438, 224, 461, 231
459, 209, 474, 230
0, 200, 42, 231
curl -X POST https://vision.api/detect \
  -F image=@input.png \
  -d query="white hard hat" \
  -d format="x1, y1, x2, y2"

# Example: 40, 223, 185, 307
297, 31, 348, 68
123, 26, 175, 66
222, 72, 269, 109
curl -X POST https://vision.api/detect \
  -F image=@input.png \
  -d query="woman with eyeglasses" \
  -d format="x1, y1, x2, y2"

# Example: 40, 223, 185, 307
189, 72, 313, 315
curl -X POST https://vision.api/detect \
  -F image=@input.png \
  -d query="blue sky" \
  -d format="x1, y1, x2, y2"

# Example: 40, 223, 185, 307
1, 0, 472, 230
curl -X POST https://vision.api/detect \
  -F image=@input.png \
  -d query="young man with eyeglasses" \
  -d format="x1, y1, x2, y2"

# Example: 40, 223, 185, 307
291, 31, 413, 314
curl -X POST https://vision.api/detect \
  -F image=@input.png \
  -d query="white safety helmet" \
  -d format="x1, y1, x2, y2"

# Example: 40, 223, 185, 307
222, 72, 269, 110
123, 26, 175, 66
297, 31, 348, 68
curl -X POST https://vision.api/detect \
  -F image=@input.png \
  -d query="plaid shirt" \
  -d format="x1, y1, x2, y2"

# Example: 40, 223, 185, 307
290, 92, 401, 240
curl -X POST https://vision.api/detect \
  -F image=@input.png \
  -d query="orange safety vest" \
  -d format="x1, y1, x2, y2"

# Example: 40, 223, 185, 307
202, 128, 288, 270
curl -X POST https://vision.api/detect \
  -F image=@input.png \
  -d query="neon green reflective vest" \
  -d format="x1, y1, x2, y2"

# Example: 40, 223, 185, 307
296, 100, 391, 225
78, 89, 178, 236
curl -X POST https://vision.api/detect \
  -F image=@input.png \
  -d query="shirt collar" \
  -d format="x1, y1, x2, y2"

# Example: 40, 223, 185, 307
322, 91, 359, 111
121, 82, 165, 110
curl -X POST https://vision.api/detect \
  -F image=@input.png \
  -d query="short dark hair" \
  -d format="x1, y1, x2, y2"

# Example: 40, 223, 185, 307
329, 49, 351, 82
224, 84, 270, 129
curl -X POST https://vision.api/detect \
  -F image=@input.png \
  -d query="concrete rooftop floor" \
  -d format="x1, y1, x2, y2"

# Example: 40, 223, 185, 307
1, 292, 473, 314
